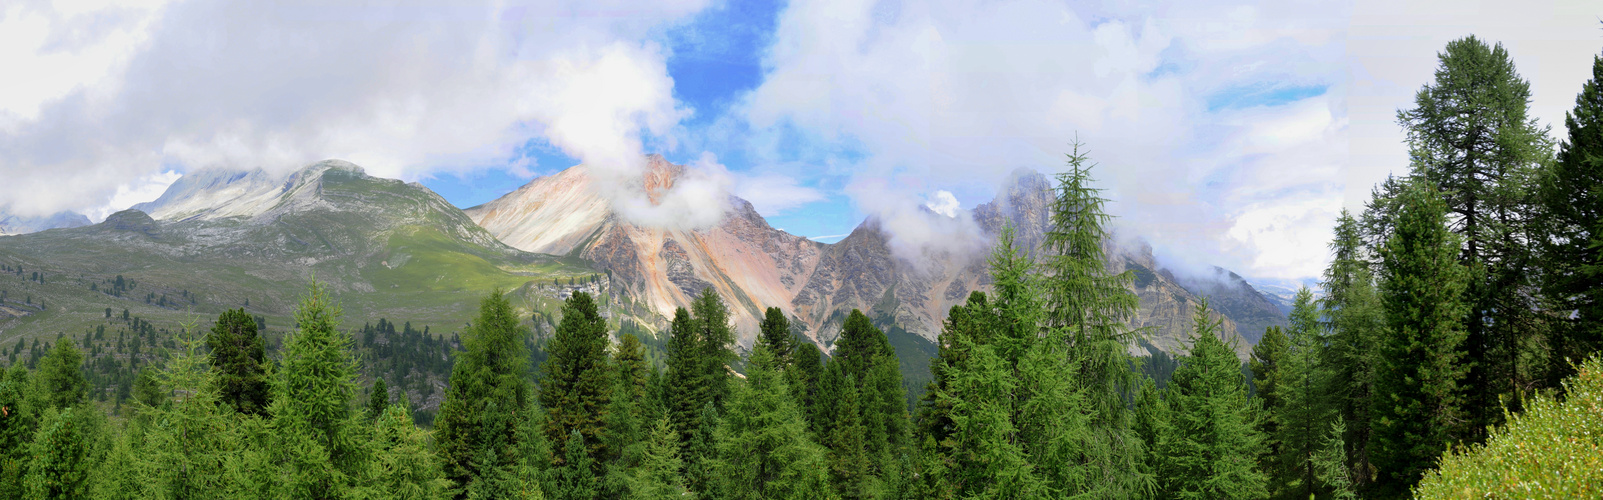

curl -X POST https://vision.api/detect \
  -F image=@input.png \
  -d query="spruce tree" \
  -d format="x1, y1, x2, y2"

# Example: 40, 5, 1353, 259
34, 339, 86, 410
759, 307, 795, 366
1276, 288, 1334, 497
1042, 141, 1147, 496
714, 345, 833, 499
1399, 35, 1554, 434
691, 289, 737, 410
1248, 324, 1287, 481
663, 307, 706, 456
548, 430, 597, 500
268, 279, 367, 498
1539, 43, 1603, 386
368, 377, 389, 420
208, 308, 270, 416
788, 341, 825, 434
539, 291, 613, 469
1157, 300, 1267, 499
437, 289, 533, 496
1373, 180, 1470, 489
1320, 210, 1384, 488
0, 364, 36, 497
606, 333, 649, 469
824, 372, 872, 499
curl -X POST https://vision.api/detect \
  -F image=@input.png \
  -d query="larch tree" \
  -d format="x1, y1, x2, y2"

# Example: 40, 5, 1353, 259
1398, 35, 1554, 433
1275, 288, 1335, 497
1042, 140, 1148, 496
269, 280, 368, 499
1373, 180, 1470, 490
33, 339, 86, 411
714, 345, 833, 500
1157, 300, 1267, 500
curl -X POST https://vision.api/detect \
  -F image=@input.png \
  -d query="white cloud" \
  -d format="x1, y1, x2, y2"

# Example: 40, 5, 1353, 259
746, 0, 1350, 279
732, 173, 825, 216
89, 169, 182, 221
0, 0, 714, 219
925, 190, 960, 218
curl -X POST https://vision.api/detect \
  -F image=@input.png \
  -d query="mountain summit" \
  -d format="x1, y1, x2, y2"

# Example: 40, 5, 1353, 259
469, 158, 1282, 357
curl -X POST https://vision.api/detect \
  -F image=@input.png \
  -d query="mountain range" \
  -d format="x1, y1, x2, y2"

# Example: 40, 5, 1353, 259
1, 157, 1288, 363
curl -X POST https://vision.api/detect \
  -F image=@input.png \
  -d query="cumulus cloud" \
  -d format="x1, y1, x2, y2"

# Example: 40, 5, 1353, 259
848, 179, 988, 265
744, 0, 1352, 279
0, 0, 713, 220
924, 190, 960, 218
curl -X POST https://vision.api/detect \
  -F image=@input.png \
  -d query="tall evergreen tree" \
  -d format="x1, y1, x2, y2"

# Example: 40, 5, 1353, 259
547, 430, 597, 500
137, 319, 262, 499
1539, 42, 1603, 386
371, 397, 454, 499
1320, 210, 1385, 488
34, 339, 86, 410
208, 308, 270, 416
268, 279, 368, 499
1275, 288, 1334, 497
368, 377, 390, 420
539, 291, 613, 468
692, 289, 737, 411
0, 364, 36, 497
629, 416, 687, 499
1249, 324, 1287, 482
437, 289, 533, 496
1398, 35, 1554, 433
662, 308, 706, 456
1042, 141, 1148, 496
715, 345, 833, 499
1157, 300, 1267, 499
1373, 180, 1470, 489
759, 306, 795, 366
22, 407, 98, 500
788, 341, 825, 433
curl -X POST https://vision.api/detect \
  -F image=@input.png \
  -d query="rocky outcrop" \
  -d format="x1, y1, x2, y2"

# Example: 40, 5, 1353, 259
468, 160, 1279, 358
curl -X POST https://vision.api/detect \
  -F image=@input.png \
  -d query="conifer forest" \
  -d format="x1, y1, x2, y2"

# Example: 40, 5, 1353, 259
2, 35, 1603, 500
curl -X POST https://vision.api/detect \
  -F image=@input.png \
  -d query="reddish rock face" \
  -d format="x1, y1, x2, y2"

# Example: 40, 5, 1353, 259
468, 158, 1272, 358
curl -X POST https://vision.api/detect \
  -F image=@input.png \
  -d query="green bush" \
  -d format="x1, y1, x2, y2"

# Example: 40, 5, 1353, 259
1416, 355, 1603, 498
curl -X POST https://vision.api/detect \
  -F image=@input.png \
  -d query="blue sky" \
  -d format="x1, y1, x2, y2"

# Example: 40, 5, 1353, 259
4, 0, 1600, 279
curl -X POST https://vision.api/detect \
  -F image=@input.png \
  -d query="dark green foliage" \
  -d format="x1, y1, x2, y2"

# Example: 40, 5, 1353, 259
759, 306, 795, 365
789, 341, 825, 433
208, 308, 270, 416
1274, 288, 1335, 497
1540, 45, 1603, 386
1320, 210, 1384, 488
539, 291, 612, 469
548, 430, 597, 500
0, 364, 36, 497
663, 307, 706, 454
1248, 324, 1286, 479
1373, 180, 1470, 489
1157, 300, 1267, 499
1399, 35, 1553, 436
34, 339, 86, 410
369, 377, 390, 420
23, 407, 98, 499
692, 288, 737, 410
818, 309, 909, 495
437, 289, 533, 495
